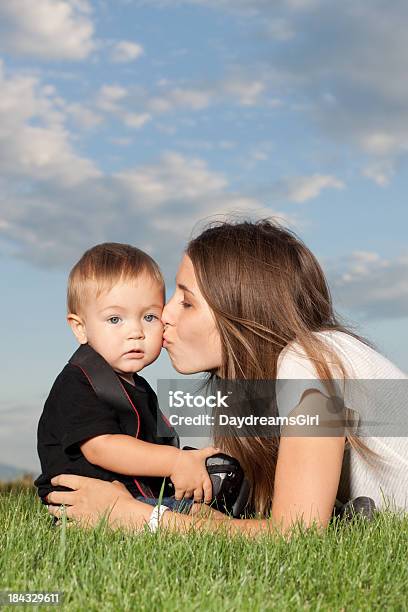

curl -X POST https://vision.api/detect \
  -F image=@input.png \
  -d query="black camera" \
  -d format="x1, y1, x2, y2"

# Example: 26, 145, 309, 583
183, 447, 250, 517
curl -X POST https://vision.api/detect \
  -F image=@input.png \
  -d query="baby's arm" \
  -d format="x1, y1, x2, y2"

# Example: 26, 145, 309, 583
80, 435, 217, 502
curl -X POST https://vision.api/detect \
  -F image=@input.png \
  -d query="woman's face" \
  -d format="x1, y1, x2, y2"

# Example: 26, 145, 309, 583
162, 254, 223, 374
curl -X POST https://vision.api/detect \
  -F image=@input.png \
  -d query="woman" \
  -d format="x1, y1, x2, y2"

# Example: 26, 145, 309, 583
47, 219, 408, 535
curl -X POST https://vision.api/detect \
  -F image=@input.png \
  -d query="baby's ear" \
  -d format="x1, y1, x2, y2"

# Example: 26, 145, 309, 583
67, 313, 87, 344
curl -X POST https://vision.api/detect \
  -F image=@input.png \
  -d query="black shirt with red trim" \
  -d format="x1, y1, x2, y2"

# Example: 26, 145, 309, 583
34, 363, 178, 502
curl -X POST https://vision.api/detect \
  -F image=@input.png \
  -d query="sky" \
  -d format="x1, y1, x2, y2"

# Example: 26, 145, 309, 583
0, 0, 407, 472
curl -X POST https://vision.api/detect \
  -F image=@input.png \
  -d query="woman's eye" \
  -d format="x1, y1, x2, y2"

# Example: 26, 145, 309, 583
144, 314, 158, 322
108, 316, 121, 324
180, 300, 192, 308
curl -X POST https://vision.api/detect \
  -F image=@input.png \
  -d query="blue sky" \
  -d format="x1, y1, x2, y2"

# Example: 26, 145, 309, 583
0, 0, 407, 471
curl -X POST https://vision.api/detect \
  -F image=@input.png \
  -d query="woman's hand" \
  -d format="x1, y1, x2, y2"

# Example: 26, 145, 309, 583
170, 446, 220, 503
46, 475, 152, 529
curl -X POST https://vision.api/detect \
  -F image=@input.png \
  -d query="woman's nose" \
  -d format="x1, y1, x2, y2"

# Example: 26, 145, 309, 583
162, 298, 175, 326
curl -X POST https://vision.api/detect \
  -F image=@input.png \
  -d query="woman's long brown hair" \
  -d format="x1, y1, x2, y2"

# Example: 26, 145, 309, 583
187, 218, 378, 516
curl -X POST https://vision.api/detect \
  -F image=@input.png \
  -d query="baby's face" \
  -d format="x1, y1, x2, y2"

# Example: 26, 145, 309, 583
75, 275, 164, 381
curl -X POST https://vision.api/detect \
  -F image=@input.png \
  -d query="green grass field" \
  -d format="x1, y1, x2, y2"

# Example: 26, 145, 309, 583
1, 487, 407, 611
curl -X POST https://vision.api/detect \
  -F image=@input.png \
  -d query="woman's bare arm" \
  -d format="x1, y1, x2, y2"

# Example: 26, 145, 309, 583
271, 390, 346, 531
47, 391, 345, 536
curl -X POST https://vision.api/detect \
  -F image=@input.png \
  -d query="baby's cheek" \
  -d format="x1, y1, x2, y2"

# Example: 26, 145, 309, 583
153, 327, 165, 350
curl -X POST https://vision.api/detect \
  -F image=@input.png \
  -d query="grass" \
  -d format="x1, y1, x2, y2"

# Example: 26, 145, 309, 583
1, 487, 407, 611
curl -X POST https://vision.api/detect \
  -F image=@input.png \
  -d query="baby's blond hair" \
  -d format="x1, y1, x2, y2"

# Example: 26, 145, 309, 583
67, 242, 164, 315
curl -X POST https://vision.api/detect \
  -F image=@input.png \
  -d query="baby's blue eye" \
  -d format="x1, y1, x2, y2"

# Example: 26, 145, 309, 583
144, 314, 158, 323
108, 316, 121, 324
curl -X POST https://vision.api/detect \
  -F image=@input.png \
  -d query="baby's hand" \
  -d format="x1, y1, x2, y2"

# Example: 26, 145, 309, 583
170, 447, 220, 503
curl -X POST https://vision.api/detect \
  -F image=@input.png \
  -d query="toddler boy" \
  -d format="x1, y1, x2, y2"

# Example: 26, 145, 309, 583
35, 243, 216, 510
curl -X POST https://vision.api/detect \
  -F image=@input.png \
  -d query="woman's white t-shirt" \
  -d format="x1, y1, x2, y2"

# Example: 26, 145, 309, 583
276, 330, 408, 512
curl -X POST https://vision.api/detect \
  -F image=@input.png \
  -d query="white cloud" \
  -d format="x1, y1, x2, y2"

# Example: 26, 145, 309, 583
142, 0, 320, 13
96, 85, 128, 112
116, 152, 292, 237
362, 161, 395, 187
359, 133, 400, 157
90, 69, 272, 130
0, 146, 292, 270
339, 251, 383, 281
223, 78, 265, 106
122, 112, 152, 129
167, 88, 212, 110
65, 103, 103, 129
95, 84, 151, 130
154, 1, 408, 184
0, 0, 95, 60
242, 142, 273, 170
146, 87, 213, 114
116, 152, 229, 208
148, 88, 212, 113
0, 61, 99, 186
146, 75, 267, 115
111, 40, 144, 63
284, 174, 345, 203
267, 2, 408, 180
1, 125, 97, 185
91, 75, 269, 132
330, 251, 408, 320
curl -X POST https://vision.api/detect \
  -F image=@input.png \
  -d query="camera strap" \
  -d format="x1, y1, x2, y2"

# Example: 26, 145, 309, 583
69, 343, 178, 498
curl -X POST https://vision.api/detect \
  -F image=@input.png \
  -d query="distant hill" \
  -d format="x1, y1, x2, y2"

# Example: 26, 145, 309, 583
0, 463, 34, 481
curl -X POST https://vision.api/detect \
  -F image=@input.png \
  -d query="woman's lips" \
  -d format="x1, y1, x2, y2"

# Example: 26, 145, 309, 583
162, 337, 171, 347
